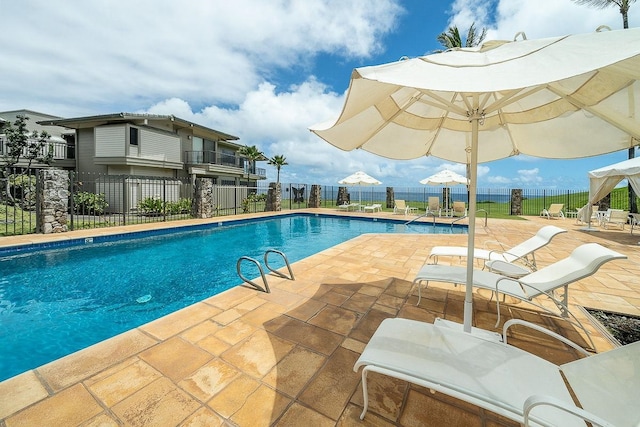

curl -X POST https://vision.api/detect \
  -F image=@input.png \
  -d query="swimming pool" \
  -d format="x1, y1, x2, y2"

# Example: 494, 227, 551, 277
0, 213, 465, 381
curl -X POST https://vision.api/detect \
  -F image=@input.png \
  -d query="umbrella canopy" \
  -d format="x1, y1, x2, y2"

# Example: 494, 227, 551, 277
338, 171, 381, 205
312, 28, 640, 334
419, 170, 469, 187
420, 170, 469, 212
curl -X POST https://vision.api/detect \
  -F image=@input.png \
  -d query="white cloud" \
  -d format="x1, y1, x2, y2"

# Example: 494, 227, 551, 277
0, 0, 401, 115
515, 168, 543, 184
3, 0, 636, 188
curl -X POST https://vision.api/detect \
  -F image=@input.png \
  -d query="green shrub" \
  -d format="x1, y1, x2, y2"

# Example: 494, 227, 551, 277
138, 196, 164, 215
241, 193, 266, 213
73, 191, 108, 215
165, 198, 191, 214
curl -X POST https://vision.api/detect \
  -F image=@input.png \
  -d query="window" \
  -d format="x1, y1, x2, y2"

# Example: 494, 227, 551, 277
129, 127, 139, 145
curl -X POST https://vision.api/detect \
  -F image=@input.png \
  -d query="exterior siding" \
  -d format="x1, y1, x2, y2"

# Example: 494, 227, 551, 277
78, 128, 107, 174
95, 125, 126, 157
138, 127, 180, 163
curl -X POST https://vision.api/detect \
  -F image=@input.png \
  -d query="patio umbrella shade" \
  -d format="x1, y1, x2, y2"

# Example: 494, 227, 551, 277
420, 170, 469, 213
338, 171, 382, 206
311, 28, 640, 334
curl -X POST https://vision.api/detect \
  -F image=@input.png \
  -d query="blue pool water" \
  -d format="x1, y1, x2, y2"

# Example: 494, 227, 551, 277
0, 214, 464, 381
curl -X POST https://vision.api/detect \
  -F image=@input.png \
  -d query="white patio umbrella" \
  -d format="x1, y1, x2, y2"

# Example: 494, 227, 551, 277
420, 170, 469, 213
312, 28, 640, 335
338, 171, 381, 206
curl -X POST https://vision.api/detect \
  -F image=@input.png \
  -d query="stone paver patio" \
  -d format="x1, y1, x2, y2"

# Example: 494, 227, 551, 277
1, 210, 638, 426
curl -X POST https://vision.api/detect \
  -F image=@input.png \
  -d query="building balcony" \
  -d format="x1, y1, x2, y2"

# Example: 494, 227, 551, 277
184, 151, 266, 178
0, 138, 75, 168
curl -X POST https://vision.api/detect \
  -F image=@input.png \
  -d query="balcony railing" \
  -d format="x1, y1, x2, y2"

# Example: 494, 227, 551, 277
0, 138, 75, 162
184, 151, 266, 177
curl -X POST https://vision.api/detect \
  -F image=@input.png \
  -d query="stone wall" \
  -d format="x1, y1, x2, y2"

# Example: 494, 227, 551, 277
510, 188, 522, 215
308, 185, 321, 208
386, 187, 395, 208
37, 169, 69, 234
266, 182, 281, 211
192, 178, 214, 218
337, 187, 350, 205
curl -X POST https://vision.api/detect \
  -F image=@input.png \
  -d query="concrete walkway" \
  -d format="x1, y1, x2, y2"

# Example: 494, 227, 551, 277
1, 210, 638, 426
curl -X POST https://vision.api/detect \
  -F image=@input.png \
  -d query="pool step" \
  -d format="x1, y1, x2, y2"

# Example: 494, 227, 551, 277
236, 249, 295, 293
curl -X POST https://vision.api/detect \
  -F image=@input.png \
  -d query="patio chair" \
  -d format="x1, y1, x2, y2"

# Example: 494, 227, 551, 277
338, 202, 359, 211
630, 213, 640, 234
574, 204, 599, 224
363, 203, 382, 213
452, 201, 467, 217
354, 317, 639, 426
428, 225, 567, 271
601, 209, 629, 230
414, 243, 626, 347
540, 203, 564, 219
393, 199, 417, 215
427, 197, 441, 216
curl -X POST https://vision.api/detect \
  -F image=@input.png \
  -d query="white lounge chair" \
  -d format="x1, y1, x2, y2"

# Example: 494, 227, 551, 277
540, 203, 564, 219
452, 201, 467, 217
393, 199, 417, 215
428, 225, 567, 270
427, 197, 441, 216
363, 203, 382, 213
354, 317, 639, 426
338, 202, 359, 211
600, 209, 629, 230
415, 243, 626, 348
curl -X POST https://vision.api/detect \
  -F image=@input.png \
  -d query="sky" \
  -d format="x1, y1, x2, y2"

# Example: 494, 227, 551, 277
2, 0, 639, 189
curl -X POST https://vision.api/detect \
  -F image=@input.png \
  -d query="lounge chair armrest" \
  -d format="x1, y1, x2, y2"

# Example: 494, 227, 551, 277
523, 395, 615, 427
502, 319, 590, 357
483, 240, 506, 251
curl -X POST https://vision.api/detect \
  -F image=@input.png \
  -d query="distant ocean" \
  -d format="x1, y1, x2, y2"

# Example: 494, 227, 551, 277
355, 189, 516, 204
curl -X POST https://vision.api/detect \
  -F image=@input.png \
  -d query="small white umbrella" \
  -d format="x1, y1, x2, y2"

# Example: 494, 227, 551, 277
338, 171, 382, 206
420, 170, 470, 213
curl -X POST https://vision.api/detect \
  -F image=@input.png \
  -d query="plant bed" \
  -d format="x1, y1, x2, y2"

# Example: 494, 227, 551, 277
586, 308, 640, 345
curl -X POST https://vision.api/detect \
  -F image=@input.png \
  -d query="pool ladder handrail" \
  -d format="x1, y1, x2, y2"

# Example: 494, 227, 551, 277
404, 212, 437, 226
451, 209, 488, 228
236, 249, 295, 293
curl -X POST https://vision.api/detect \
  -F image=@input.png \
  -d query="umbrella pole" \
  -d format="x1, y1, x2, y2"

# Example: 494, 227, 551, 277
464, 113, 480, 333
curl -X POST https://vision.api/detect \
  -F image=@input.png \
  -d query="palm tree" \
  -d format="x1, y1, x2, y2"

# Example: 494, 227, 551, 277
238, 145, 264, 177
572, 0, 635, 28
435, 23, 487, 193
435, 22, 487, 52
571, 0, 637, 213
267, 154, 288, 185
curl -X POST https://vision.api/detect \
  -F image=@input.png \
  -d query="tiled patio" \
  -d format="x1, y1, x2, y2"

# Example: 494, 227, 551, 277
1, 210, 638, 426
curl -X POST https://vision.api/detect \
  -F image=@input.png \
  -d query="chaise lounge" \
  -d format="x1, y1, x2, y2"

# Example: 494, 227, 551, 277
414, 243, 626, 348
354, 317, 639, 426
428, 225, 567, 270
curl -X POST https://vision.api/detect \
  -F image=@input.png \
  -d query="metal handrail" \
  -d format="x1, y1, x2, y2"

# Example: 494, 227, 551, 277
476, 209, 488, 227
236, 256, 270, 293
404, 212, 437, 226
264, 249, 295, 280
451, 216, 467, 227
451, 209, 488, 228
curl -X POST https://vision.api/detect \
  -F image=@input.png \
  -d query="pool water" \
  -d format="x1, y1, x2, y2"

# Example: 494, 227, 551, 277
0, 214, 464, 381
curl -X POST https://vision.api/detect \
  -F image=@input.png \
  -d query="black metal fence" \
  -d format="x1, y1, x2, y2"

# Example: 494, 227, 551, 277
1, 169, 637, 236
273, 183, 635, 217
69, 172, 194, 230
0, 167, 39, 236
